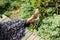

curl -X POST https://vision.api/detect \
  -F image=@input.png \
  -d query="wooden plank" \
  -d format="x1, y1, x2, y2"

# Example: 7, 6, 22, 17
25, 30, 29, 33
0, 15, 11, 22
34, 36, 44, 40
2, 17, 11, 22
0, 15, 7, 22
27, 33, 36, 40
21, 31, 33, 40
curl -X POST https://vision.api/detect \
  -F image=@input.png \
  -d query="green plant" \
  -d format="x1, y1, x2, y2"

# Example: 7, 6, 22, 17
46, 8, 55, 15
20, 0, 56, 32
0, 0, 21, 17
20, 0, 34, 19
0, 0, 8, 6
10, 1, 21, 9
35, 15, 60, 40
4, 11, 11, 17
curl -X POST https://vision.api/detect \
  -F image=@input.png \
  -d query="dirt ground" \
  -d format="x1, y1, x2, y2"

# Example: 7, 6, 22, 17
9, 9, 20, 19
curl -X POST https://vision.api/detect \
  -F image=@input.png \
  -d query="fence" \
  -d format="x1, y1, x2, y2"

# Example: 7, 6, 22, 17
47, 0, 60, 14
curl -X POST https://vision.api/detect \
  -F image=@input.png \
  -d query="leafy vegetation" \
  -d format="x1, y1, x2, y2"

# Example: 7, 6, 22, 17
20, 0, 60, 40
20, 2, 34, 19
35, 15, 60, 40
0, 0, 60, 40
0, 0, 21, 16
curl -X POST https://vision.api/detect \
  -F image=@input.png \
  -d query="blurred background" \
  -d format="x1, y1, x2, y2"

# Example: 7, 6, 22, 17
0, 0, 60, 40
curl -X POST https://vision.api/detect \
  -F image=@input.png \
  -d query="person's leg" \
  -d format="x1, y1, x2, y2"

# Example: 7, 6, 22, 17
26, 9, 39, 24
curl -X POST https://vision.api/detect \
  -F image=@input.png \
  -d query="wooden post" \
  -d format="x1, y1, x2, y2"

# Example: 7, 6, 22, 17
55, 0, 58, 14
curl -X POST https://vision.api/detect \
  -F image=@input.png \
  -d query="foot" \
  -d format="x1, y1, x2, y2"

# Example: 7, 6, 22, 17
26, 9, 39, 24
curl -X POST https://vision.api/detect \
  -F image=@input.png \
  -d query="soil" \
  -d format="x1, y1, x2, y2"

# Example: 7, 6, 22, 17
9, 9, 20, 19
